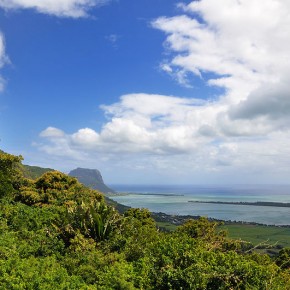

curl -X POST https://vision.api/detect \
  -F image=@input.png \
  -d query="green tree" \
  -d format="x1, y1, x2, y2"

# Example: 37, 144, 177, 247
0, 152, 23, 200
17, 171, 103, 207
124, 208, 156, 228
177, 217, 223, 240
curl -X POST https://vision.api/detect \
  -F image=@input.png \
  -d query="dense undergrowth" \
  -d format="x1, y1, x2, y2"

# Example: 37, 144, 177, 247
1, 151, 290, 289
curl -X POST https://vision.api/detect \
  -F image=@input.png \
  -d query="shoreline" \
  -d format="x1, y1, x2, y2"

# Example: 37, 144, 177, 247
108, 192, 184, 197
151, 211, 290, 228
105, 196, 290, 227
188, 200, 290, 208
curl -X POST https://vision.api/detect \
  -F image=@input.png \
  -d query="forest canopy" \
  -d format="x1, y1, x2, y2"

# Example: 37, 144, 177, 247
0, 151, 290, 289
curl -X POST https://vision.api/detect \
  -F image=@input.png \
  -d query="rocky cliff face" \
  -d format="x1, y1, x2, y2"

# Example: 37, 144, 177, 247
69, 167, 115, 194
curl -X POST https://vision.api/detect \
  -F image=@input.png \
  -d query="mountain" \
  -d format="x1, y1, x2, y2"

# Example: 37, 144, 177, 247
68, 167, 115, 194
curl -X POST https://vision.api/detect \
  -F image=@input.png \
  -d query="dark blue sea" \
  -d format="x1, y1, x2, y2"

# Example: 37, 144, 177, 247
109, 184, 290, 225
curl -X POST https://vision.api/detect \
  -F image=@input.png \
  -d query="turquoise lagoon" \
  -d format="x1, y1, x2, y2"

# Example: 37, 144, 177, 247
109, 185, 290, 225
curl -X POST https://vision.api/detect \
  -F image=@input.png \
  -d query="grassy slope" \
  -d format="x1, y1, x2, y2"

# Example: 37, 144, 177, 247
157, 222, 290, 249
221, 224, 290, 248
21, 164, 55, 180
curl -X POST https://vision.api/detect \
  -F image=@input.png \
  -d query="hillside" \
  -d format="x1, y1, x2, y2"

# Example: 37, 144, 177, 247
21, 164, 55, 180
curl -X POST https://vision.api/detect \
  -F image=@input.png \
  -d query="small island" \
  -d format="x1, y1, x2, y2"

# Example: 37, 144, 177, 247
188, 200, 290, 208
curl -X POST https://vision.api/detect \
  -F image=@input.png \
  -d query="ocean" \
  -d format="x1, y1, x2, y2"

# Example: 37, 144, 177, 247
109, 184, 290, 225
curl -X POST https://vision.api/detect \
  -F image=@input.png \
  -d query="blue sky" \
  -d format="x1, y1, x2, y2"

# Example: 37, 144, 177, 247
1, 0, 290, 185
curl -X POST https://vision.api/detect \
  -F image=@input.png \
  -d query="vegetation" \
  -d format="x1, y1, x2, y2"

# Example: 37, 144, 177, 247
220, 224, 290, 248
1, 150, 290, 289
21, 164, 55, 180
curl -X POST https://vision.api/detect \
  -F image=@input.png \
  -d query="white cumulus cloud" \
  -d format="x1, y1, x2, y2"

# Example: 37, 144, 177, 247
153, 0, 290, 135
0, 0, 110, 18
38, 0, 290, 182
154, 0, 290, 100
39, 93, 211, 156
40, 127, 65, 138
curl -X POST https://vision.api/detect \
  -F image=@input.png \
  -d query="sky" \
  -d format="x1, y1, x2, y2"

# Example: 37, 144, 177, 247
1, 0, 290, 185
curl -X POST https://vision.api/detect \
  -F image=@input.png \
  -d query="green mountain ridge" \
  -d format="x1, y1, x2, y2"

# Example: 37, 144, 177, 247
22, 164, 55, 180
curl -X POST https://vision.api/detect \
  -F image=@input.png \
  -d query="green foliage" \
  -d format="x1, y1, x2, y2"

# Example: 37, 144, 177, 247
135, 233, 289, 289
276, 247, 290, 269
124, 208, 156, 227
17, 170, 104, 207
177, 217, 223, 240
107, 208, 159, 262
0, 152, 23, 200
1, 152, 290, 289
0, 256, 86, 289
54, 199, 121, 245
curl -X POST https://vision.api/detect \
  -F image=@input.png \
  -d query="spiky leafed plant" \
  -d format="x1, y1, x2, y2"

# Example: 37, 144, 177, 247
55, 200, 121, 246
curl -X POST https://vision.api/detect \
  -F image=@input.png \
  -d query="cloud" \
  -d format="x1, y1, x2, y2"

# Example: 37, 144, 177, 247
153, 0, 290, 99
39, 93, 210, 156
40, 127, 65, 138
152, 0, 290, 134
0, 32, 8, 92
37, 92, 283, 167
38, 127, 86, 160
37, 0, 290, 182
230, 80, 290, 121
0, 0, 110, 18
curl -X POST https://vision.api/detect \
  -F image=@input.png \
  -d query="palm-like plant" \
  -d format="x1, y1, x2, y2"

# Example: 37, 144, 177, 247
55, 200, 121, 245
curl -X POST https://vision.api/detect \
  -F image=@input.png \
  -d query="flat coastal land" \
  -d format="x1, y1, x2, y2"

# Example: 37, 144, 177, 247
152, 212, 290, 249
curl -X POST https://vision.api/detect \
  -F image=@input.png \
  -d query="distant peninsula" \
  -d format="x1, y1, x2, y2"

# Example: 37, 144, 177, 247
188, 200, 290, 208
